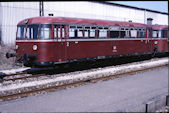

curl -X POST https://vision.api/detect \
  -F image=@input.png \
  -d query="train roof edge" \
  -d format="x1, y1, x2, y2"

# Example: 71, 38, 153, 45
18, 16, 168, 29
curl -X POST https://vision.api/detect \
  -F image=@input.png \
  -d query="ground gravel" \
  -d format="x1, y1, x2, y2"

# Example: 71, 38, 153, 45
0, 45, 22, 70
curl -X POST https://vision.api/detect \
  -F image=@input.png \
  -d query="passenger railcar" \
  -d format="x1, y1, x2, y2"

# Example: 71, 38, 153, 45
6, 16, 169, 66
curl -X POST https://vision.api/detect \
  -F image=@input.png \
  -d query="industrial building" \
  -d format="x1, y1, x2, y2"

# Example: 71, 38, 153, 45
0, 1, 168, 46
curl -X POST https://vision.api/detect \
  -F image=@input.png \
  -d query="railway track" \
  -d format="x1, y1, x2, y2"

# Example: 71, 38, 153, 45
0, 57, 168, 102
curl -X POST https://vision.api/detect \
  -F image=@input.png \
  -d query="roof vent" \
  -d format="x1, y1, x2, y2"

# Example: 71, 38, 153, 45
48, 13, 54, 16
147, 18, 153, 25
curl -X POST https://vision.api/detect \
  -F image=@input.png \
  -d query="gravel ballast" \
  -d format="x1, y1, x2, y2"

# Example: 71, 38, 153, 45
0, 57, 168, 98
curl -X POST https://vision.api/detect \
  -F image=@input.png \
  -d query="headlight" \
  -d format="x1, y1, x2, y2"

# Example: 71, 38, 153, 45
16, 45, 18, 49
33, 45, 38, 50
154, 41, 158, 44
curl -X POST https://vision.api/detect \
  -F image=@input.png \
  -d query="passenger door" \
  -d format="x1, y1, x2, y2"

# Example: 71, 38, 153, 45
54, 25, 67, 62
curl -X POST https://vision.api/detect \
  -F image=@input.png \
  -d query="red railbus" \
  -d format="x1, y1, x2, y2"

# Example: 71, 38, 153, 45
6, 16, 169, 66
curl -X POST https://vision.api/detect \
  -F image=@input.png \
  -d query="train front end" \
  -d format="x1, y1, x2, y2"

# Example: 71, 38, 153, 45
6, 17, 55, 67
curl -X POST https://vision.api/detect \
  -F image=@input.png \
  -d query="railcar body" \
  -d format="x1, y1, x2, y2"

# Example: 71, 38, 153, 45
8, 16, 169, 66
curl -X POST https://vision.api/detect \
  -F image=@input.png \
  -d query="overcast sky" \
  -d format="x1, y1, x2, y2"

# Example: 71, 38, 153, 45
108, 1, 168, 13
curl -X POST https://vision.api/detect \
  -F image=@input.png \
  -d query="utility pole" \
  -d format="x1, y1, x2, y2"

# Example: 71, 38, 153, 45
39, 1, 44, 16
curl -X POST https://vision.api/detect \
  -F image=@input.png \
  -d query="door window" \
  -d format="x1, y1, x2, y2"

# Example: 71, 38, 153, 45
39, 24, 51, 39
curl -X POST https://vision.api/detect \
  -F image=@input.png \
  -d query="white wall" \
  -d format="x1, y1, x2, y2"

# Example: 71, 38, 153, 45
43, 2, 168, 24
145, 11, 168, 25
0, 2, 39, 46
0, 2, 168, 46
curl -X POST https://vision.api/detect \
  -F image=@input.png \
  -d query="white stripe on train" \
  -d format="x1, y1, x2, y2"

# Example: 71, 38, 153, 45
16, 38, 168, 43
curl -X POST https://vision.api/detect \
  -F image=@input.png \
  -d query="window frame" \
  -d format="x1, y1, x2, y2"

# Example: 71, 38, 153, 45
152, 30, 158, 38
25, 24, 40, 40
39, 24, 53, 40
109, 26, 120, 38
16, 25, 26, 39
98, 26, 108, 38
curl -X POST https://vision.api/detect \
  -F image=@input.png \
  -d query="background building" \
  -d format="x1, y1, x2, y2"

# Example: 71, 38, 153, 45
0, 1, 168, 46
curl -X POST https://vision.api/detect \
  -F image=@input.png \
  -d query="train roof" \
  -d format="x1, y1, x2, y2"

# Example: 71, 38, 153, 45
18, 16, 168, 29
150, 24, 168, 30
18, 16, 147, 27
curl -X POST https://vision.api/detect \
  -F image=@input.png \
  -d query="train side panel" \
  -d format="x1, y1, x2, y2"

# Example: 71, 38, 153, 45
65, 39, 152, 60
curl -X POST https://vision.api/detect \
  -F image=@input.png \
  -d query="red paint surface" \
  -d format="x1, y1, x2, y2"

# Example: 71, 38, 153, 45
16, 39, 168, 63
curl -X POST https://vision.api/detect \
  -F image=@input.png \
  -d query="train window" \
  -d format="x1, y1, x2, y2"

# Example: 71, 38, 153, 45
104, 27, 109, 30
138, 31, 145, 38
152, 30, 158, 38
84, 26, 96, 38
69, 28, 78, 39
109, 26, 119, 31
39, 24, 51, 39
158, 30, 162, 38
54, 27, 58, 39
90, 29, 95, 38
130, 30, 137, 38
84, 26, 90, 38
119, 27, 125, 38
125, 30, 130, 38
69, 25, 76, 38
26, 28, 30, 39
54, 25, 65, 39
98, 27, 102, 29
77, 26, 83, 29
69, 28, 75, 38
77, 29, 83, 38
62, 28, 65, 38
58, 28, 61, 38
119, 30, 124, 38
85, 26, 90, 29
109, 26, 120, 38
70, 26, 76, 29
110, 31, 119, 38
121, 28, 124, 30
26, 25, 39, 39
84, 30, 89, 38
99, 29, 107, 38
57, 26, 65, 39
40, 27, 50, 39
119, 31, 125, 38
16, 25, 26, 39
91, 27, 96, 29
137, 28, 145, 38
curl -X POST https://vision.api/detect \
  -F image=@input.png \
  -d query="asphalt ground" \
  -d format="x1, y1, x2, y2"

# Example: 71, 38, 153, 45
0, 66, 168, 112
